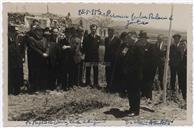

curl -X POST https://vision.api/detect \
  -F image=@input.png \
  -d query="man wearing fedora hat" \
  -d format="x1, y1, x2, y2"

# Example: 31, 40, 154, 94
170, 34, 186, 101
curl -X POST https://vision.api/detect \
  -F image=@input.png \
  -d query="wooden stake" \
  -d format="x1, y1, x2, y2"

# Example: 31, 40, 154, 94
163, 5, 174, 103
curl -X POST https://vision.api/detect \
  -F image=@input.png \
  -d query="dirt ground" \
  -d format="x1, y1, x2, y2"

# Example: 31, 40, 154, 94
8, 58, 186, 124
8, 85, 186, 122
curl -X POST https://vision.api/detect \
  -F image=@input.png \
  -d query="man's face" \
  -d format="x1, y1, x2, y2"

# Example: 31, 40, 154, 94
50, 29, 59, 40
52, 29, 59, 37
183, 40, 187, 45
131, 34, 137, 41
44, 31, 50, 36
14, 27, 19, 35
65, 32, 71, 38
77, 31, 84, 38
108, 30, 114, 37
174, 37, 180, 44
34, 21, 39, 26
157, 35, 163, 42
44, 31, 51, 39
31, 21, 39, 30
123, 35, 129, 43
90, 26, 97, 35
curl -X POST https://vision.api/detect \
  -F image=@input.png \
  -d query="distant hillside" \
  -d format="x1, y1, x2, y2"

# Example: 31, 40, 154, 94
72, 16, 187, 39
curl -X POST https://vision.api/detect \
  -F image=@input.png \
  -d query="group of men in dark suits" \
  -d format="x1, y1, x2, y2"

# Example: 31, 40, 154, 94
104, 28, 187, 116
25, 20, 85, 92
8, 21, 187, 115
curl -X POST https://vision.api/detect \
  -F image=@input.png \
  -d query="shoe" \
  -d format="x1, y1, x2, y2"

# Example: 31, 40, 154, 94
89, 84, 94, 88
146, 98, 152, 104
94, 84, 101, 90
128, 112, 139, 117
80, 82, 87, 87
124, 109, 133, 114
63, 87, 68, 91
105, 87, 110, 92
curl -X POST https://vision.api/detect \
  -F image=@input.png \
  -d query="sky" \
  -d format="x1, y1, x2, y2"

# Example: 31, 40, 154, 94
4, 3, 192, 32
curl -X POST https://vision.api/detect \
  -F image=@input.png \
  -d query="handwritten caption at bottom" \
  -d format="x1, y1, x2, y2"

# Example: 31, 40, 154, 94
25, 119, 174, 126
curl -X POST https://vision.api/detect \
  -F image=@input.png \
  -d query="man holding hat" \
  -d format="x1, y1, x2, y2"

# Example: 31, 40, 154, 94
122, 31, 142, 116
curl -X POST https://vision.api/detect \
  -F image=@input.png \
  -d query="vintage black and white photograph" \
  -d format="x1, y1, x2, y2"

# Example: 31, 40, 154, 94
2, 2, 193, 126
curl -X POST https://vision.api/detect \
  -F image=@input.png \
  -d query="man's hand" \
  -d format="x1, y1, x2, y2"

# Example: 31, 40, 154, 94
62, 45, 71, 50
43, 53, 48, 58
81, 54, 85, 60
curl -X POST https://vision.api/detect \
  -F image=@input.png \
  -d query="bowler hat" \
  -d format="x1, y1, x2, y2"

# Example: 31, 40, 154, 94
64, 28, 70, 33
173, 34, 181, 39
131, 31, 137, 36
90, 24, 97, 29
108, 28, 114, 32
139, 31, 149, 39
120, 32, 128, 39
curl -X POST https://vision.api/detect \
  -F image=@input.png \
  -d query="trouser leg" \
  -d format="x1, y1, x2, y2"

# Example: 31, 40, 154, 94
93, 65, 99, 85
141, 77, 147, 98
159, 63, 164, 90
59, 68, 68, 90
105, 66, 111, 89
127, 87, 140, 114
170, 66, 177, 91
79, 61, 84, 84
145, 80, 153, 100
70, 64, 79, 86
146, 67, 155, 100
178, 67, 187, 101
69, 65, 77, 86
86, 66, 91, 85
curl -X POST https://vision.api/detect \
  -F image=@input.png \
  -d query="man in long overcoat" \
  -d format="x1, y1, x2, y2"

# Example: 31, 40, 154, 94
138, 32, 155, 100
27, 26, 49, 92
8, 25, 23, 95
104, 28, 120, 92
122, 31, 143, 116
111, 32, 128, 93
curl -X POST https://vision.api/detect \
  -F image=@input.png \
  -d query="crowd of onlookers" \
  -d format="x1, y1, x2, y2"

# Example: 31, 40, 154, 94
8, 18, 187, 116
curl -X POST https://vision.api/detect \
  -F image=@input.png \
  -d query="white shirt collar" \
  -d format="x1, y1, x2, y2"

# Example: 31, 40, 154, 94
109, 35, 115, 42
159, 41, 163, 50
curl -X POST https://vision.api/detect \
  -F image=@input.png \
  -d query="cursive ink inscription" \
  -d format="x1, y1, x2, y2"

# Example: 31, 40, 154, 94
78, 9, 173, 26
125, 119, 174, 125
25, 119, 106, 126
